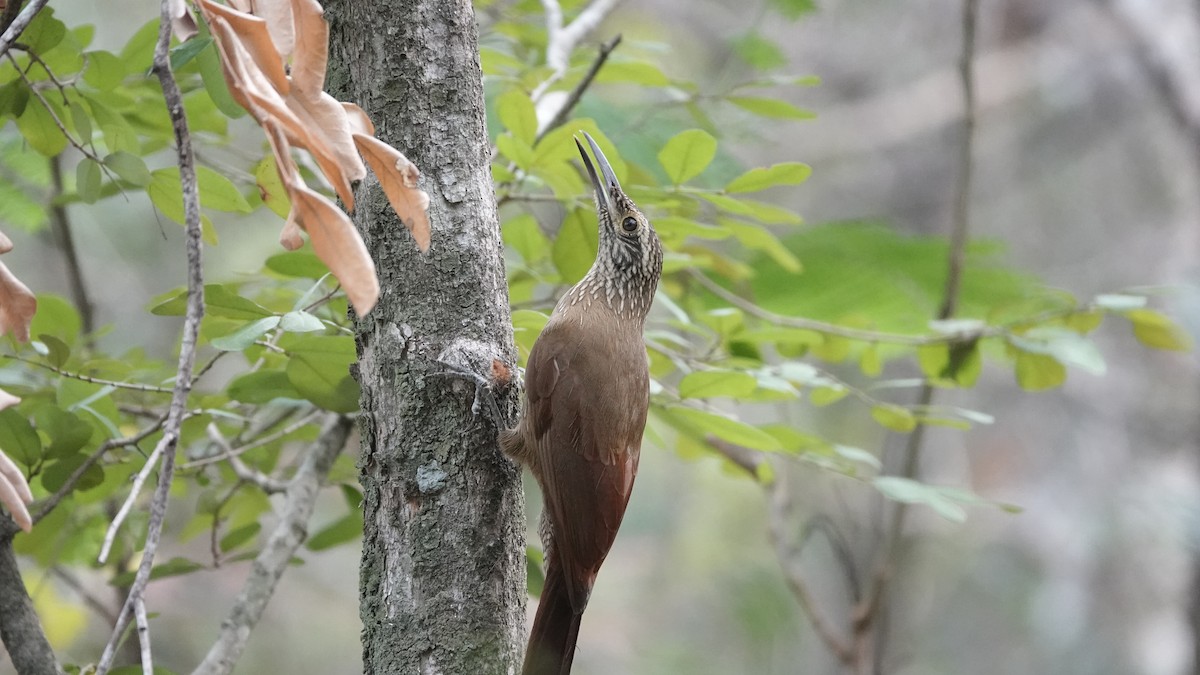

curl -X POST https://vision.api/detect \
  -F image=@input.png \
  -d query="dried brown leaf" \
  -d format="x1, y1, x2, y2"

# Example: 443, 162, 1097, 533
353, 133, 431, 252
251, 0, 296, 60
342, 102, 375, 137
0, 447, 32, 533
289, 0, 329, 97
0, 263, 36, 343
170, 0, 199, 42
199, 0, 290, 96
0, 230, 12, 255
285, 90, 366, 199
279, 219, 304, 250
289, 185, 378, 315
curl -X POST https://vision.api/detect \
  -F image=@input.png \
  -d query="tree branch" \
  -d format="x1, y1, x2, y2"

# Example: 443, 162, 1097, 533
2, 355, 174, 393
0, 0, 49, 59
191, 415, 353, 675
204, 423, 288, 494
535, 33, 621, 140
0, 521, 60, 675
32, 414, 169, 525
95, 2, 205, 671
855, 0, 980, 666
48, 157, 96, 336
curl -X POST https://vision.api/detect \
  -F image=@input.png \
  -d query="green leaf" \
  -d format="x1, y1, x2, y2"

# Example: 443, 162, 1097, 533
0, 409, 42, 467
668, 407, 782, 451
730, 33, 787, 71
1093, 293, 1146, 311
75, 157, 101, 203
809, 385, 847, 407
266, 251, 326, 278
83, 51, 126, 90
503, 213, 551, 264
255, 154, 290, 218
68, 101, 92, 144
552, 208, 598, 284
37, 334, 70, 368
34, 405, 94, 459
196, 40, 245, 118
286, 335, 361, 413
719, 219, 802, 272
594, 60, 670, 86
725, 162, 811, 193
17, 100, 68, 157
41, 454, 104, 493
111, 557, 205, 587
871, 404, 917, 433
872, 476, 967, 523
280, 311, 325, 333
678, 370, 758, 399
728, 96, 815, 120
30, 294, 82, 346
1126, 309, 1193, 351
495, 133, 534, 171
1014, 350, 1066, 391
496, 89, 537, 145
768, 0, 817, 19
104, 151, 151, 186
170, 36, 213, 70
151, 284, 272, 319
658, 129, 717, 185
859, 343, 882, 376
228, 370, 302, 404
306, 511, 363, 551
22, 8, 66, 53
211, 316, 280, 351
198, 165, 252, 212
1009, 327, 1106, 376
219, 522, 261, 553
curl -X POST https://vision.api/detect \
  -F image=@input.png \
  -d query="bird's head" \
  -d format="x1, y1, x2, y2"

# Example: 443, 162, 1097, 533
574, 132, 663, 315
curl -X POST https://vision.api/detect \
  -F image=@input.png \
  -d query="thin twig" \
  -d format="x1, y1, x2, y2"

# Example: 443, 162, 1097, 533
97, 439, 168, 565
134, 597, 152, 675
205, 423, 287, 494
181, 408, 324, 469
0, 0, 50, 58
50, 566, 120, 625
48, 156, 96, 335
32, 415, 169, 524
535, 33, 622, 141
688, 269, 1087, 347
706, 437, 855, 662
855, 0, 980, 665
191, 415, 353, 675
2, 355, 174, 393
533, 0, 620, 102
6, 52, 103, 164
95, 4, 205, 672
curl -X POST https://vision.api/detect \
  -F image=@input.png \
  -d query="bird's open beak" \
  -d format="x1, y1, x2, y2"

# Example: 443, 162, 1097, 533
575, 131, 621, 214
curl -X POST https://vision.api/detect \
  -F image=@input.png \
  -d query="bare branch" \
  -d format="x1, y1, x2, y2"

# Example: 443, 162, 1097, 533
191, 415, 353, 675
535, 34, 621, 141
97, 438, 168, 565
204, 423, 288, 494
0, 522, 60, 675
856, 0, 980, 662
95, 2, 205, 671
181, 408, 324, 469
2, 355, 174, 393
532, 0, 621, 125
32, 415, 169, 525
134, 597, 152, 675
0, 0, 50, 58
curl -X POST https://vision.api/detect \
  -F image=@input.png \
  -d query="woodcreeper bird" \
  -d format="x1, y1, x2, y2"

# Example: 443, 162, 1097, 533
501, 132, 663, 675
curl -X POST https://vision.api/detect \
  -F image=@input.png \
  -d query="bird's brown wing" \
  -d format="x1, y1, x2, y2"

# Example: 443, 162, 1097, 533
524, 320, 643, 614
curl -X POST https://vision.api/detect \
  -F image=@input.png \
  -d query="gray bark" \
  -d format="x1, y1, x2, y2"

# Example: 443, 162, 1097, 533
0, 520, 61, 675
327, 2, 527, 674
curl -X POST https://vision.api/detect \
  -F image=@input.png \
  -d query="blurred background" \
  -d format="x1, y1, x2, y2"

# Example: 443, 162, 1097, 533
4, 0, 1200, 673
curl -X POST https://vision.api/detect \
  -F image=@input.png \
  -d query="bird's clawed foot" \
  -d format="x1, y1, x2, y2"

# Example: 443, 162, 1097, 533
430, 357, 517, 433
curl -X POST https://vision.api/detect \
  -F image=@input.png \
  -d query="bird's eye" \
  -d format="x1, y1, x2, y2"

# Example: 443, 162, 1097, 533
621, 216, 638, 233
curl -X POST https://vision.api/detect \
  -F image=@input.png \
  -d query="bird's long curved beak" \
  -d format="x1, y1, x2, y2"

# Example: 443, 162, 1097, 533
575, 131, 621, 214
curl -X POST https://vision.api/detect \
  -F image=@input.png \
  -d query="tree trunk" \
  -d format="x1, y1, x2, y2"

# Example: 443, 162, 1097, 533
327, 2, 527, 674
0, 521, 61, 675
